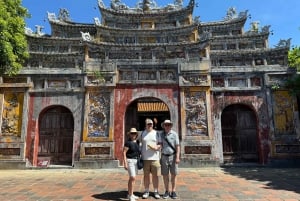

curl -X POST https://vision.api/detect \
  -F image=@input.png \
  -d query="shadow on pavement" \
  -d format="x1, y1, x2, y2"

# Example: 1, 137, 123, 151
92, 190, 128, 200
222, 167, 300, 194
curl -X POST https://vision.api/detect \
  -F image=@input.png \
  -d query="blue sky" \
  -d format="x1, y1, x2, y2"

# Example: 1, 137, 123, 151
22, 0, 300, 47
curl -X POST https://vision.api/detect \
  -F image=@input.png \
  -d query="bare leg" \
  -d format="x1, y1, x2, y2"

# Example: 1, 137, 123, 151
128, 176, 135, 196
144, 173, 150, 191
171, 174, 177, 192
163, 174, 169, 192
152, 174, 159, 191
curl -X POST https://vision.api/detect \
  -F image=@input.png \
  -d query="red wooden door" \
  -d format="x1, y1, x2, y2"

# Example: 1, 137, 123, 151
38, 106, 74, 165
221, 104, 258, 163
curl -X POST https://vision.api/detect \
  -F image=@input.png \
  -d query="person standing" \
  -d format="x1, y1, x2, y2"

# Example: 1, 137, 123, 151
140, 118, 161, 199
123, 128, 140, 201
160, 120, 180, 199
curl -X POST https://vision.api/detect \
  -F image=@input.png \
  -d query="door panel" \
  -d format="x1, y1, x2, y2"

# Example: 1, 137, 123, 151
39, 106, 74, 165
221, 105, 258, 163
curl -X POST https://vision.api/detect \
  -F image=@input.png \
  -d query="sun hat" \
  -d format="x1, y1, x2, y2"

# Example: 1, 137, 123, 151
161, 119, 173, 127
129, 128, 138, 133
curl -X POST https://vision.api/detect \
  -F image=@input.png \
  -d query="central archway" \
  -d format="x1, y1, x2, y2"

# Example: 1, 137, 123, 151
125, 97, 170, 133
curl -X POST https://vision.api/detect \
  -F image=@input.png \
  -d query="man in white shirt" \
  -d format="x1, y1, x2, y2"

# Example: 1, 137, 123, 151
140, 118, 162, 199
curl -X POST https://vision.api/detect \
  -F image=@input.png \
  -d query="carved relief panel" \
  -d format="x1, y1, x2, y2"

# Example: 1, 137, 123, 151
272, 90, 295, 135
184, 89, 208, 136
87, 92, 111, 137
1, 92, 24, 137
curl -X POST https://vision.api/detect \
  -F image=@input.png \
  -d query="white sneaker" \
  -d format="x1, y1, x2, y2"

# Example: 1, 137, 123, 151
154, 192, 161, 199
142, 191, 149, 199
128, 194, 139, 200
129, 196, 136, 201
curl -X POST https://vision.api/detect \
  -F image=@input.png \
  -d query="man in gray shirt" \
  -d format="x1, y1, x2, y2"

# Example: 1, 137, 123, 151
160, 120, 180, 199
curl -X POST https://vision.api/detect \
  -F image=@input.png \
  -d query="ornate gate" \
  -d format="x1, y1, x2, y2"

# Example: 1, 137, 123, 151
221, 104, 258, 163
38, 106, 74, 165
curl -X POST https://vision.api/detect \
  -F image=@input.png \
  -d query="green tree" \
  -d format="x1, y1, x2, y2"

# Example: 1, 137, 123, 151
288, 46, 300, 70
285, 46, 300, 95
0, 0, 29, 75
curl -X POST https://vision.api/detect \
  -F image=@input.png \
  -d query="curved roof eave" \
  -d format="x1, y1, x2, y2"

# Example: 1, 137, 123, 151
210, 46, 289, 56
26, 34, 81, 42
83, 40, 209, 49
200, 13, 248, 28
95, 23, 198, 33
48, 19, 95, 28
211, 31, 270, 41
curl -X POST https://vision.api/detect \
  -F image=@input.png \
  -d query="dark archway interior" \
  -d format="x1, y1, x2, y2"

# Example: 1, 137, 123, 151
125, 98, 170, 133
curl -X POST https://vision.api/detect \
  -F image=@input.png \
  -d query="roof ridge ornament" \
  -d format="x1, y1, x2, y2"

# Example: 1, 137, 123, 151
111, 0, 129, 10
275, 38, 291, 48
58, 8, 71, 22
98, 0, 104, 8
224, 7, 237, 20
47, 12, 58, 22
81, 32, 92, 41
102, 0, 187, 13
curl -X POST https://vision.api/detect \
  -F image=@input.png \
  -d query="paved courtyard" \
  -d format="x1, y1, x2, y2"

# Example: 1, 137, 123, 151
0, 167, 300, 201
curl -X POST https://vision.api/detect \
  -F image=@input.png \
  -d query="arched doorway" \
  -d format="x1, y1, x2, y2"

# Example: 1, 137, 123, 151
38, 106, 74, 165
125, 97, 170, 134
221, 104, 258, 163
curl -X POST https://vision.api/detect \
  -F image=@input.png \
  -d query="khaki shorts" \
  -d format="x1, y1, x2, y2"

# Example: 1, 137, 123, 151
143, 160, 161, 176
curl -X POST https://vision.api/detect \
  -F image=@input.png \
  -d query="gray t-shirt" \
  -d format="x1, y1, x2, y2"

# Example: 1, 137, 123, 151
161, 130, 179, 155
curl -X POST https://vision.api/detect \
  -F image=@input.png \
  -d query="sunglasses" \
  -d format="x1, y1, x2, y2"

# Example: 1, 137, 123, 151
147, 123, 153, 126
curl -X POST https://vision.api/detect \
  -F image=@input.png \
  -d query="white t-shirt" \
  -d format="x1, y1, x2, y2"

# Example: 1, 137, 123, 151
140, 129, 161, 160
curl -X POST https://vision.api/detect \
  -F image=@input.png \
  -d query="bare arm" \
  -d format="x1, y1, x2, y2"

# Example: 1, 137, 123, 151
175, 145, 180, 164
123, 146, 129, 169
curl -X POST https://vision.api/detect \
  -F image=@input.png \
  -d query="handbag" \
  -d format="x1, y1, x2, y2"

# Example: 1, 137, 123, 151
137, 154, 143, 170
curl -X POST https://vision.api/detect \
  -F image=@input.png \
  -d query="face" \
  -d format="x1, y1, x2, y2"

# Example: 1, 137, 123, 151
130, 133, 137, 139
164, 124, 172, 131
146, 123, 153, 131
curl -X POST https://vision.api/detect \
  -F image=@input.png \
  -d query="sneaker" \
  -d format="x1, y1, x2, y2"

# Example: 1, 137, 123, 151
162, 191, 169, 199
128, 194, 139, 200
129, 196, 136, 201
142, 191, 149, 199
170, 192, 177, 199
154, 192, 160, 199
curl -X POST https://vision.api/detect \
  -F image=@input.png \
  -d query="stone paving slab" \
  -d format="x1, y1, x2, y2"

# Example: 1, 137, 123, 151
0, 167, 300, 201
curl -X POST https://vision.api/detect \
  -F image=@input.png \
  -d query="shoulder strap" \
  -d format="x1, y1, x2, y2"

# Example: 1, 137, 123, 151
164, 131, 176, 154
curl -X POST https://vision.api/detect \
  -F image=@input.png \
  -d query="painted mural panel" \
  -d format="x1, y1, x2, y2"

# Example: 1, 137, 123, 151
87, 92, 110, 137
273, 90, 295, 135
1, 92, 24, 137
184, 89, 208, 136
